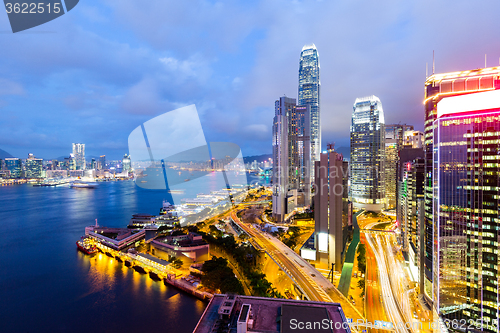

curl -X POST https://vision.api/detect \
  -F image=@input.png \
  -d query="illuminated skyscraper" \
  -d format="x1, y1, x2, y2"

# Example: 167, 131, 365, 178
314, 146, 348, 270
424, 66, 500, 304
99, 155, 106, 170
298, 44, 320, 167
272, 97, 311, 222
4, 158, 21, 178
122, 154, 131, 172
384, 124, 413, 210
25, 154, 43, 179
432, 89, 500, 332
72, 143, 85, 170
350, 96, 385, 212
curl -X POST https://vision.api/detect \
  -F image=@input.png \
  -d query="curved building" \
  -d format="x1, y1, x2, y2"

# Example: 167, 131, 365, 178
298, 44, 321, 166
350, 96, 385, 212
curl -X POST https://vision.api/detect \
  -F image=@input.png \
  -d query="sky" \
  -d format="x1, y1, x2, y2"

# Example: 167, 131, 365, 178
1, 0, 500, 160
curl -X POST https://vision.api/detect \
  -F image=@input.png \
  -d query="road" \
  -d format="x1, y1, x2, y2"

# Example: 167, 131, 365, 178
231, 211, 364, 324
231, 211, 331, 302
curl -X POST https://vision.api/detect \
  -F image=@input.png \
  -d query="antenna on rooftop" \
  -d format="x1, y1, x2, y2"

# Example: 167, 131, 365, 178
432, 50, 435, 74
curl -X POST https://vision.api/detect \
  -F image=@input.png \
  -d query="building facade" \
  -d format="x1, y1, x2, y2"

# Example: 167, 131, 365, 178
25, 154, 43, 179
72, 143, 85, 170
424, 66, 500, 304
272, 97, 311, 222
298, 44, 320, 167
4, 158, 22, 178
432, 89, 500, 332
122, 154, 131, 172
350, 96, 385, 212
314, 148, 348, 270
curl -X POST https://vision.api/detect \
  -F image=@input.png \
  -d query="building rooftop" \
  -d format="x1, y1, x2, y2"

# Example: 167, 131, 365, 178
193, 294, 350, 333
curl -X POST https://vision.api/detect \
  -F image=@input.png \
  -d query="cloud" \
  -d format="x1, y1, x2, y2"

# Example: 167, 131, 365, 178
2, 0, 500, 158
0, 78, 25, 95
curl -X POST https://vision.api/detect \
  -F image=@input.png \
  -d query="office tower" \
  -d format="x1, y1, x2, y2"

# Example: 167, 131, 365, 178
350, 96, 385, 212
25, 154, 43, 179
399, 158, 424, 283
272, 97, 311, 222
432, 89, 500, 332
4, 158, 22, 178
298, 44, 320, 167
99, 155, 106, 170
384, 128, 399, 210
72, 143, 85, 170
122, 154, 131, 172
91, 158, 96, 169
424, 67, 500, 303
314, 147, 348, 270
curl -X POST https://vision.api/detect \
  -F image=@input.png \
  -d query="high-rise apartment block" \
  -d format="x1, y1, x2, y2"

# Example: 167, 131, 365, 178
350, 96, 385, 212
299, 44, 320, 167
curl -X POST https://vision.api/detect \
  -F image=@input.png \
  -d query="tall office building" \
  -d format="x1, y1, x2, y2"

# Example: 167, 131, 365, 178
272, 97, 311, 222
385, 124, 415, 210
72, 143, 85, 170
432, 89, 500, 332
424, 67, 500, 303
298, 44, 320, 167
403, 130, 424, 148
4, 158, 22, 178
99, 155, 106, 170
91, 158, 96, 170
25, 154, 43, 179
314, 147, 348, 270
350, 96, 385, 212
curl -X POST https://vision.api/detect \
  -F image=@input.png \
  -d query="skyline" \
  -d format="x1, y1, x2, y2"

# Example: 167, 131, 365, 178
1, 1, 500, 159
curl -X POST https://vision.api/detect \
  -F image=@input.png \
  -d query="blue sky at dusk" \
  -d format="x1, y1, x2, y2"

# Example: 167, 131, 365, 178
1, 0, 500, 159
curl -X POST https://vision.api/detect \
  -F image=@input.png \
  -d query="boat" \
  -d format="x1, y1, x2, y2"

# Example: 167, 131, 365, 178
149, 271, 161, 281
71, 181, 98, 189
76, 237, 97, 255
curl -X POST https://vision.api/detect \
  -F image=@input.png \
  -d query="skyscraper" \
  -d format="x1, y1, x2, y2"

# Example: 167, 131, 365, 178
314, 146, 348, 270
122, 154, 131, 172
350, 96, 385, 212
72, 143, 85, 170
385, 124, 414, 210
424, 66, 500, 302
298, 44, 320, 167
25, 154, 43, 179
272, 97, 311, 222
99, 155, 106, 170
4, 158, 21, 178
432, 89, 500, 332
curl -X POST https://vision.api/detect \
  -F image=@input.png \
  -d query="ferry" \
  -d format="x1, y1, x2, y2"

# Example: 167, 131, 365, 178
76, 237, 97, 255
70, 181, 98, 189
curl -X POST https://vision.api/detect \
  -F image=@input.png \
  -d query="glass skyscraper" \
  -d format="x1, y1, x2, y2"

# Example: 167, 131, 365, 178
298, 44, 320, 167
272, 97, 311, 222
4, 158, 21, 178
433, 89, 500, 332
72, 143, 85, 170
424, 66, 500, 302
350, 96, 385, 212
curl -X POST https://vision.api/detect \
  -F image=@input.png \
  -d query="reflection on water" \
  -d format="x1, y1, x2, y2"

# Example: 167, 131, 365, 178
0, 181, 209, 333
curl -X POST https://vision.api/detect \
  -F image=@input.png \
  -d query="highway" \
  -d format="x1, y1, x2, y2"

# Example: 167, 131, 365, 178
231, 211, 331, 302
231, 211, 364, 323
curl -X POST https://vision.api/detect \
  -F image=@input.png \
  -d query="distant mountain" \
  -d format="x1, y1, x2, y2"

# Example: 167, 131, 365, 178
243, 153, 272, 164
0, 148, 13, 159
